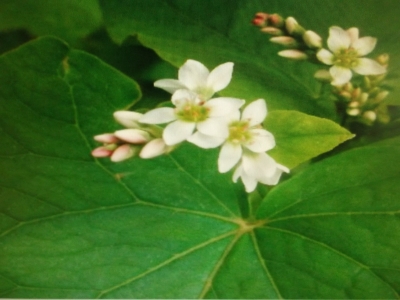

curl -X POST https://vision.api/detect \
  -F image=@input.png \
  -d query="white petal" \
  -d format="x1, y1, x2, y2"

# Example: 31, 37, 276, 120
171, 89, 199, 106
218, 143, 242, 173
154, 79, 187, 94
241, 99, 267, 126
187, 132, 225, 149
111, 144, 135, 162
244, 129, 276, 152
242, 152, 276, 181
178, 59, 209, 91
163, 120, 196, 145
139, 107, 176, 124
260, 163, 290, 185
139, 138, 167, 159
206, 62, 234, 93
114, 129, 150, 144
316, 49, 334, 65
241, 172, 258, 193
346, 27, 359, 43
113, 111, 143, 128
353, 58, 386, 75
352, 37, 377, 56
328, 26, 351, 52
197, 118, 229, 138
232, 164, 243, 183
329, 66, 352, 86
205, 97, 245, 117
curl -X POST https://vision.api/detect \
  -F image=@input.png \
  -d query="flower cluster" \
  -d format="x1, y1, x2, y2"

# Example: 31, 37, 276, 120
252, 12, 390, 126
92, 59, 289, 192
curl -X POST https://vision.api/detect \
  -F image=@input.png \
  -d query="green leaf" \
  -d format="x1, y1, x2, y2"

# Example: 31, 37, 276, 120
0, 0, 102, 45
266, 110, 355, 168
98, 0, 400, 113
256, 137, 400, 298
1, 36, 399, 299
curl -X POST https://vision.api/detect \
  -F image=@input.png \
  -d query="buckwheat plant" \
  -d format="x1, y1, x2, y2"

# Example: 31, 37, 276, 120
252, 12, 391, 127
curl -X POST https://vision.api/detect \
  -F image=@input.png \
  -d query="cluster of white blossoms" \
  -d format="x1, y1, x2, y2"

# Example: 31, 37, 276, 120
92, 59, 289, 192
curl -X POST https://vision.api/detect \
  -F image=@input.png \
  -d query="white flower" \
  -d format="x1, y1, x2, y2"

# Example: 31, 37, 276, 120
154, 59, 234, 100
217, 99, 276, 173
317, 26, 386, 86
139, 90, 244, 146
233, 152, 289, 193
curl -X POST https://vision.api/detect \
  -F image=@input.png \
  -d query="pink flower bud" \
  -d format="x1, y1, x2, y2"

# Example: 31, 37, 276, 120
270, 36, 296, 46
114, 129, 150, 144
252, 12, 269, 26
268, 14, 284, 27
93, 133, 119, 143
278, 50, 307, 60
110, 144, 135, 162
139, 138, 168, 159
91, 147, 113, 158
113, 111, 143, 128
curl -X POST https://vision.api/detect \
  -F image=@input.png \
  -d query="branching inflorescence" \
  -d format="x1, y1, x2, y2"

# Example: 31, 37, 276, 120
252, 12, 390, 126
92, 60, 289, 193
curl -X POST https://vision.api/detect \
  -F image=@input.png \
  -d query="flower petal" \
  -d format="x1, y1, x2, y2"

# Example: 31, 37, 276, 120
114, 129, 150, 144
206, 62, 234, 93
163, 120, 195, 145
139, 107, 176, 124
328, 26, 351, 52
171, 89, 199, 107
259, 163, 290, 185
353, 58, 386, 75
197, 118, 229, 138
218, 143, 242, 173
241, 99, 267, 126
316, 49, 334, 65
139, 138, 167, 159
205, 97, 245, 117
244, 129, 276, 152
154, 79, 186, 94
178, 59, 209, 91
232, 164, 243, 183
113, 111, 143, 128
240, 171, 258, 193
329, 66, 353, 86
352, 37, 377, 56
346, 27, 359, 43
187, 132, 225, 149
242, 152, 276, 181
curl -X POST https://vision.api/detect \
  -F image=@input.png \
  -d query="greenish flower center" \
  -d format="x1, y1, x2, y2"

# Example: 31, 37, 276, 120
176, 103, 209, 122
333, 48, 359, 68
228, 120, 251, 144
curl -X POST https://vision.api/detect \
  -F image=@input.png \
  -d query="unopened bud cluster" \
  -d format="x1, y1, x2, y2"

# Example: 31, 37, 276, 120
333, 55, 390, 125
91, 111, 171, 162
252, 12, 322, 60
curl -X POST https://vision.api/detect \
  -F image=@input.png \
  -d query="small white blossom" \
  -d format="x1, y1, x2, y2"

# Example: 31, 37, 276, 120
139, 89, 244, 146
217, 99, 276, 173
278, 50, 308, 60
317, 26, 386, 86
154, 59, 234, 100
233, 152, 289, 193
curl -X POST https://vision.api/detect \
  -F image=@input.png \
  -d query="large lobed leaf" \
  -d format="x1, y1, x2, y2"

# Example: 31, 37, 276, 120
0, 37, 399, 299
